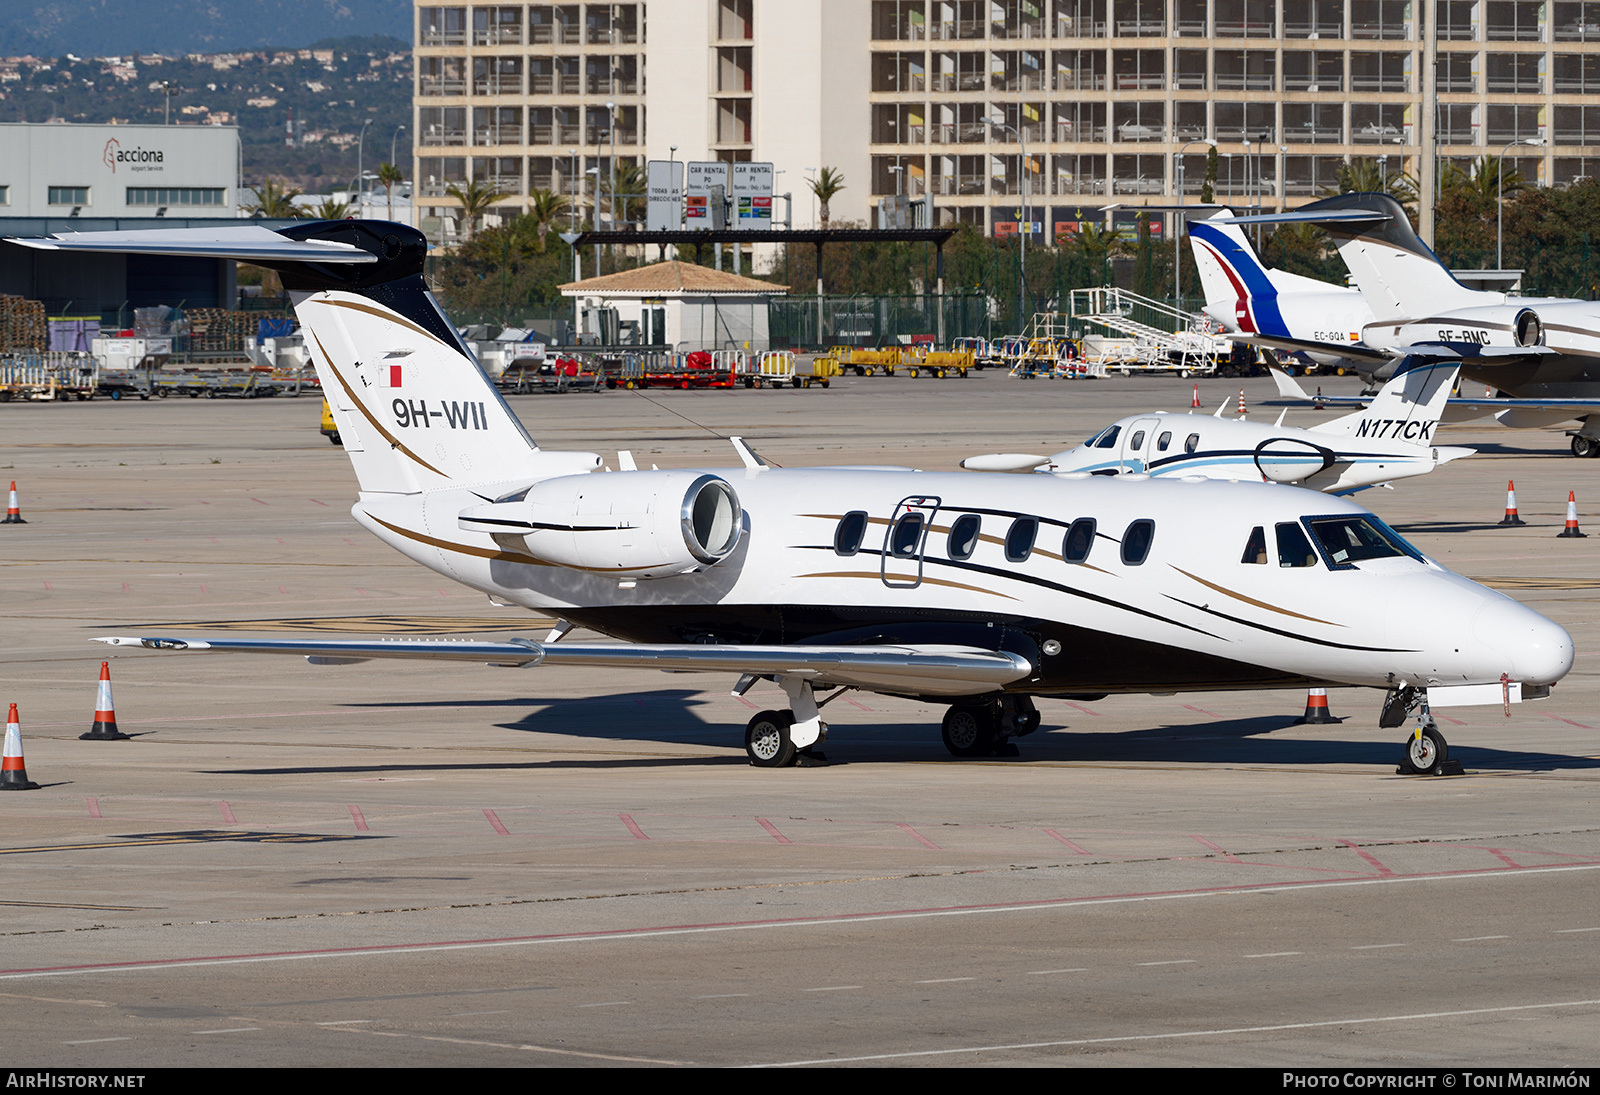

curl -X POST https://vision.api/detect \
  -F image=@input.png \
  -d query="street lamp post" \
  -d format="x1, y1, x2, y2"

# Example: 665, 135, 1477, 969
1498, 136, 1544, 270
983, 116, 1030, 327
354, 118, 373, 212
1175, 138, 1216, 310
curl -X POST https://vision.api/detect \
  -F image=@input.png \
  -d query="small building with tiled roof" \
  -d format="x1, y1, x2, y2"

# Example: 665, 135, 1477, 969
559, 261, 788, 351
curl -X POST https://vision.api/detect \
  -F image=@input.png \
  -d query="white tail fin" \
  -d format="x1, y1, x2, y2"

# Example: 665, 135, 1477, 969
1311, 360, 1460, 446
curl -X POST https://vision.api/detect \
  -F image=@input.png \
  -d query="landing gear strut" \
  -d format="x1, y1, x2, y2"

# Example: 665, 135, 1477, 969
1382, 685, 1462, 776
940, 696, 1039, 759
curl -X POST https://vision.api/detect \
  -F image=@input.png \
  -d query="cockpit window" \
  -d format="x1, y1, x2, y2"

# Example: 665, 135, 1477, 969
1241, 525, 1267, 564
1063, 518, 1096, 563
1121, 519, 1155, 565
1306, 515, 1419, 567
834, 511, 868, 556
1093, 425, 1121, 449
947, 514, 981, 560
1276, 522, 1319, 568
1005, 516, 1039, 562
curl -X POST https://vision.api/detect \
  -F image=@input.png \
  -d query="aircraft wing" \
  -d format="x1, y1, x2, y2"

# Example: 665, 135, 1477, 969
1228, 332, 1392, 364
93, 636, 1033, 696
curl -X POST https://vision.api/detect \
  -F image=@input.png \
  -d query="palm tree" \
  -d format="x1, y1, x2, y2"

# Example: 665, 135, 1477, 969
526, 188, 571, 252
1325, 157, 1418, 209
607, 159, 647, 227
446, 179, 505, 242
1442, 155, 1527, 204
1062, 222, 1126, 286
310, 196, 352, 221
244, 178, 303, 219
808, 167, 846, 229
376, 161, 406, 220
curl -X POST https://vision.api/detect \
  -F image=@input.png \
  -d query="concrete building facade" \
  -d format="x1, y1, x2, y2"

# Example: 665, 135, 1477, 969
0, 123, 241, 220
414, 1, 1600, 241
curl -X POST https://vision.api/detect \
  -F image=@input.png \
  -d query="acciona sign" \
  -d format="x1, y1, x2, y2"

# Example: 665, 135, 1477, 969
103, 138, 166, 173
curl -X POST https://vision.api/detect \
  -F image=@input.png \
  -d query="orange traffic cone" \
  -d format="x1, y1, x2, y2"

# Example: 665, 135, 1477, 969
1313, 386, 1325, 410
1295, 687, 1342, 724
1497, 480, 1526, 526
82, 662, 130, 741
1557, 491, 1587, 538
1, 704, 40, 790
2, 481, 23, 524
1191, 383, 1200, 409
1237, 388, 1248, 418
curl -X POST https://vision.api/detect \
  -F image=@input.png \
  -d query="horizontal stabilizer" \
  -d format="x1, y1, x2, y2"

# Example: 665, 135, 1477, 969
1231, 332, 1390, 364
961, 453, 1049, 472
8, 224, 377, 264
94, 636, 1033, 696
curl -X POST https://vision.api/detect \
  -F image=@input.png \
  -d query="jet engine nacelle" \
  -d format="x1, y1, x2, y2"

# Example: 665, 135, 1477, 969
458, 470, 744, 579
1253, 437, 1336, 483
1384, 305, 1543, 351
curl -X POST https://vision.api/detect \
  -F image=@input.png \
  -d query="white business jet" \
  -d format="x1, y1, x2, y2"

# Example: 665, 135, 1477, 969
965, 358, 1473, 493
1219, 193, 1600, 457
17, 221, 1572, 773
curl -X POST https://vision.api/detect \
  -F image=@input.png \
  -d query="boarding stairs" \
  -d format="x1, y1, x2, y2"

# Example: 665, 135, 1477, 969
1068, 287, 1227, 376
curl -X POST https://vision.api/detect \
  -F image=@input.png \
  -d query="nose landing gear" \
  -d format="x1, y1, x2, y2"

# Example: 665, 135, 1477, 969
1383, 685, 1464, 776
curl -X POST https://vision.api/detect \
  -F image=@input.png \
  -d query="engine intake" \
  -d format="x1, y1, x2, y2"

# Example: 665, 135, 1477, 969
458, 470, 743, 579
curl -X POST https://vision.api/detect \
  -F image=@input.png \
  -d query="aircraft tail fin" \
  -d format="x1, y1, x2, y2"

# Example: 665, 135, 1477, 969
1188, 211, 1286, 335
8, 221, 598, 494
1311, 359, 1460, 446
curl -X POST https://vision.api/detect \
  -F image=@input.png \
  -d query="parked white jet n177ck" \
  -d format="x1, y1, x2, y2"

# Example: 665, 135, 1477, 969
12, 222, 1573, 773
963, 358, 1473, 493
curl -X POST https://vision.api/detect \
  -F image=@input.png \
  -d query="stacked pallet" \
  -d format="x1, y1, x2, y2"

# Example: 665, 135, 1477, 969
183, 308, 291, 353
0, 296, 47, 353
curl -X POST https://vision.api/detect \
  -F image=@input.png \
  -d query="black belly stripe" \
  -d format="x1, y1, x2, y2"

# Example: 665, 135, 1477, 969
1165, 596, 1418, 653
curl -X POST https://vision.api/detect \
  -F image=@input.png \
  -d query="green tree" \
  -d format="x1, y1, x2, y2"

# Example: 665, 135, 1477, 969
1200, 145, 1218, 205
808, 167, 847, 229
244, 178, 303, 219
376, 161, 406, 220
526, 188, 572, 252
1325, 157, 1418, 222
310, 196, 351, 220
446, 179, 506, 242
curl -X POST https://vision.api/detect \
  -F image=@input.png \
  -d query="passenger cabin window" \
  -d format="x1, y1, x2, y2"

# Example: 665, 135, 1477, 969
947, 513, 981, 560
1063, 518, 1096, 563
890, 512, 925, 557
1276, 521, 1319, 568
1093, 425, 1121, 449
1157, 431, 1172, 451
834, 511, 868, 556
1122, 519, 1155, 565
1241, 525, 1268, 564
1129, 430, 1146, 450
1005, 516, 1038, 562
1184, 433, 1200, 454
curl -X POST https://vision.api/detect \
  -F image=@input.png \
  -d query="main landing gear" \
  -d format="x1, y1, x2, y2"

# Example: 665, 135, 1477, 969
1381, 685, 1464, 776
940, 695, 1040, 759
742, 675, 830, 768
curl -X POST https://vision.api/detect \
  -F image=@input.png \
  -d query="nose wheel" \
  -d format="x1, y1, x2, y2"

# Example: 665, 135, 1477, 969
1385, 687, 1464, 776
1401, 726, 1449, 775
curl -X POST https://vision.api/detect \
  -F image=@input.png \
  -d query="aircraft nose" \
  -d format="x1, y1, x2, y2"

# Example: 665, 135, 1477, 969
1473, 596, 1575, 685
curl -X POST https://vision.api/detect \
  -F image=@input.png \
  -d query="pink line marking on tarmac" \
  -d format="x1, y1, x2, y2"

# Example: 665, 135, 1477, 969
310, 499, 328, 507
736, 696, 759, 709
209, 538, 219, 544
355, 587, 368, 596
1485, 847, 1522, 869
1183, 704, 1222, 718
1437, 714, 1466, 725
1543, 713, 1595, 729
277, 586, 288, 594
85, 798, 101, 819
1188, 834, 1244, 862
1063, 701, 1101, 716
756, 818, 793, 844
200, 585, 209, 595
217, 802, 236, 824
251, 498, 268, 506
200, 500, 210, 505
1041, 829, 1090, 854
275, 538, 285, 545
42, 582, 51, 592
484, 810, 509, 836
349, 805, 369, 832
1338, 838, 1396, 877
619, 814, 649, 840
847, 699, 872, 711
897, 823, 942, 850
120, 583, 130, 593
344, 539, 356, 546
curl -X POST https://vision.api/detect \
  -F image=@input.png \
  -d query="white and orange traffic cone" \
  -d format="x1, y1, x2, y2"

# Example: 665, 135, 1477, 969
1, 704, 40, 790
1237, 388, 1248, 418
1557, 491, 1587, 538
1295, 687, 1342, 725
82, 662, 130, 741
1313, 386, 1325, 410
1497, 480, 1526, 526
2, 481, 23, 524
1191, 383, 1201, 409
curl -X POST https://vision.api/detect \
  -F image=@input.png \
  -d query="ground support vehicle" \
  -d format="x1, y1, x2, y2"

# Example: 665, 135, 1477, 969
906, 350, 973, 379
0, 352, 97, 401
499, 357, 605, 394
835, 347, 901, 377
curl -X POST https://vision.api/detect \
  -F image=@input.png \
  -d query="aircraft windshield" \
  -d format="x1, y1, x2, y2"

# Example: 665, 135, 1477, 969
1305, 515, 1423, 567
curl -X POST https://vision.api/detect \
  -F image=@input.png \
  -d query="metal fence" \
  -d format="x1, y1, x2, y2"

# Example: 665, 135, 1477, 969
768, 292, 992, 348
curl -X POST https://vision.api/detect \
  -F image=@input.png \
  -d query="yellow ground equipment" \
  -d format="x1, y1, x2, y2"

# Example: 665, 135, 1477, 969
321, 398, 341, 445
906, 350, 973, 378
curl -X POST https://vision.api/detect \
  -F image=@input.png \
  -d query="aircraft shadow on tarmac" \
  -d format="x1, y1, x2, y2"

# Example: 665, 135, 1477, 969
223, 690, 1600, 775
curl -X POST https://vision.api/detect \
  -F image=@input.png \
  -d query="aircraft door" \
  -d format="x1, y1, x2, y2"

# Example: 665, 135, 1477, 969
881, 496, 940, 589
1119, 417, 1162, 472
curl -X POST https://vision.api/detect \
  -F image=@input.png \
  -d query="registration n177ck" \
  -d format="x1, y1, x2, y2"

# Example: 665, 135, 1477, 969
14, 221, 1572, 773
